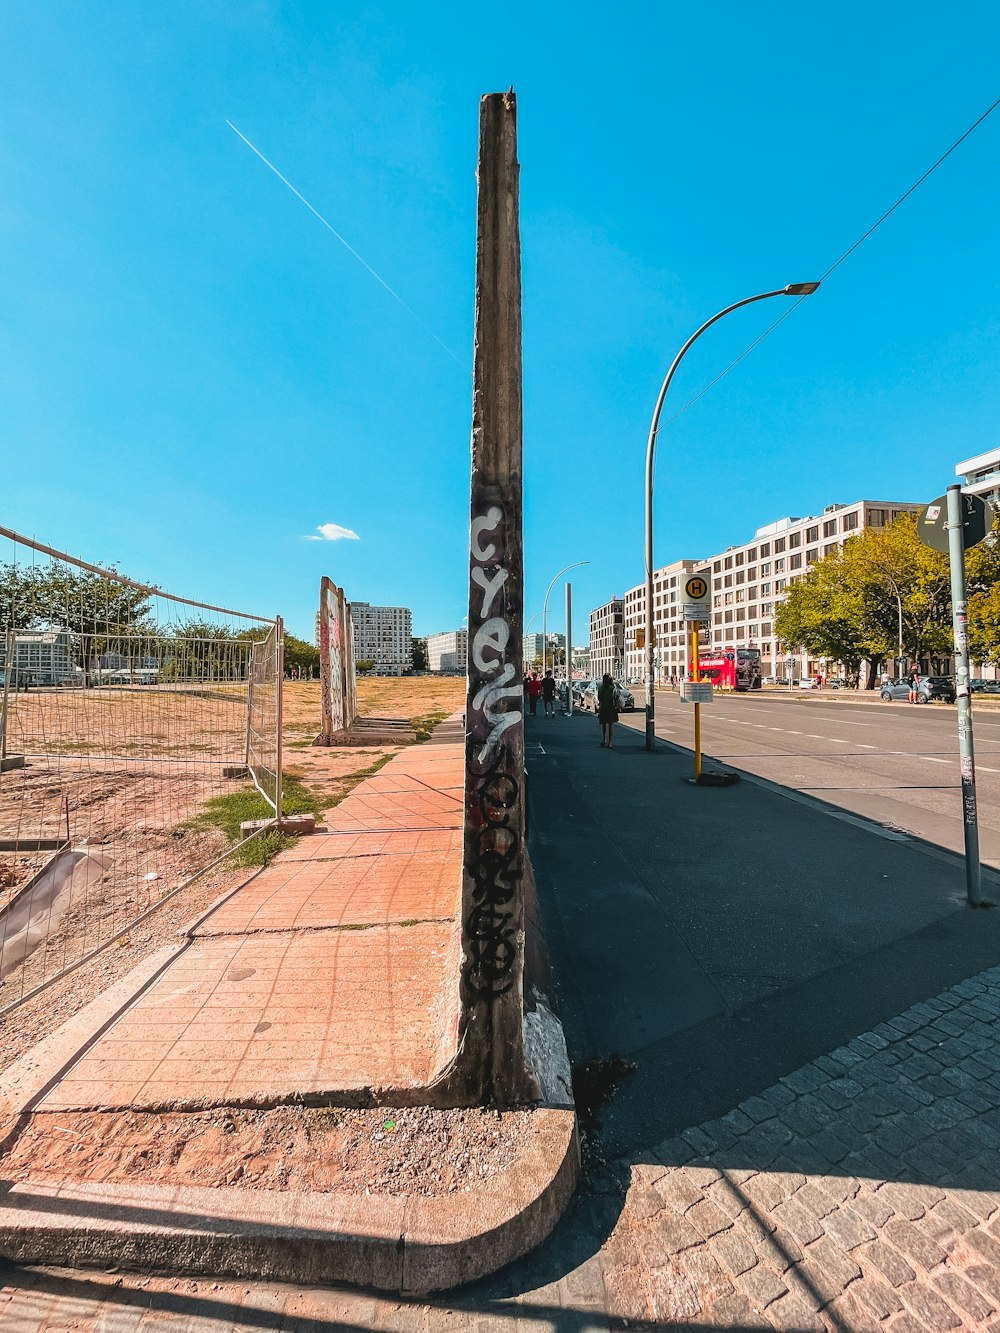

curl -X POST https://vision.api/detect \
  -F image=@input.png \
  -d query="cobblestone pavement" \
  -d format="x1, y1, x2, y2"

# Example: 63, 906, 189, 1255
5, 966, 1000, 1330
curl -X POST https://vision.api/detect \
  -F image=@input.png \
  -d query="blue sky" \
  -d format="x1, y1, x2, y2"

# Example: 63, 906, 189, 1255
2, 4, 998, 642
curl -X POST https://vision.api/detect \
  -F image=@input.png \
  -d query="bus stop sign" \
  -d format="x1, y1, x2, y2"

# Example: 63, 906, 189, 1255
918, 493, 989, 555
682, 573, 711, 623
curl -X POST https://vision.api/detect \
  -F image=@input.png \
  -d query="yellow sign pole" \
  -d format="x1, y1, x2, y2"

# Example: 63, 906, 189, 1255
691, 622, 702, 779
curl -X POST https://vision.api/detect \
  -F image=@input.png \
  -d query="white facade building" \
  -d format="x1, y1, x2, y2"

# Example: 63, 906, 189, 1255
956, 448, 1000, 510
622, 559, 707, 685
703, 500, 921, 681
589, 599, 624, 680
8, 629, 75, 685
425, 630, 467, 673
349, 602, 412, 676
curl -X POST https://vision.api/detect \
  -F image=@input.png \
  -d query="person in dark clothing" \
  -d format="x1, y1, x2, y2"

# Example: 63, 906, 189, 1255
541, 670, 557, 717
597, 673, 618, 747
527, 671, 543, 716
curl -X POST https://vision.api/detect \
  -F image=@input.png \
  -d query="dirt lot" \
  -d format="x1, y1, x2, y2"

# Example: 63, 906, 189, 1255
5, 1103, 532, 1197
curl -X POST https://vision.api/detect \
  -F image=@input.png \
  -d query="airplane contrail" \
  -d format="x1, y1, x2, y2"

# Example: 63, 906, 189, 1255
226, 120, 466, 369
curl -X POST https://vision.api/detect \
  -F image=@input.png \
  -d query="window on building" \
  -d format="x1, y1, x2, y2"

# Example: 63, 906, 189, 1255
790, 553, 802, 570
775, 579, 786, 592
759, 543, 770, 557
735, 590, 745, 602
724, 574, 733, 588
724, 593, 734, 605
868, 508, 888, 527
713, 561, 721, 573
748, 624, 758, 637
807, 547, 818, 563
736, 569, 745, 584
774, 537, 786, 553
713, 577, 722, 591
843, 510, 859, 531
806, 525, 819, 542
736, 607, 746, 621
747, 547, 757, 562
724, 611, 733, 623
724, 556, 733, 570
761, 562, 771, 576
746, 566, 757, 583
789, 531, 801, 548
735, 551, 744, 565
824, 542, 838, 557
775, 558, 785, 572
713, 596, 721, 608
823, 518, 837, 537
762, 603, 772, 616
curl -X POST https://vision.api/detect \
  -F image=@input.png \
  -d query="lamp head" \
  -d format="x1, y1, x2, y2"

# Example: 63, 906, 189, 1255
784, 281, 821, 297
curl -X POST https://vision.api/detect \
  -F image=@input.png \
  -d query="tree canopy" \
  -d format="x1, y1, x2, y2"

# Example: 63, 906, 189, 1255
774, 513, 997, 685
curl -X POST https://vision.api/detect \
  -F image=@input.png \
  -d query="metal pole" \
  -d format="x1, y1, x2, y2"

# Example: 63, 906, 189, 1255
542, 560, 588, 679
692, 623, 702, 780
274, 616, 284, 823
946, 485, 981, 905
643, 286, 810, 752
0, 630, 12, 763
566, 582, 573, 714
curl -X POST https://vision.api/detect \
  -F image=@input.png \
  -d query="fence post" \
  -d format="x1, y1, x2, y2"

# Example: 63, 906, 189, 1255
275, 617, 284, 822
245, 640, 256, 768
0, 630, 12, 763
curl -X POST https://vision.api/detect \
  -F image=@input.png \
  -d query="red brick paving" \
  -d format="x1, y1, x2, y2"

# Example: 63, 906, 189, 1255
34, 731, 466, 1112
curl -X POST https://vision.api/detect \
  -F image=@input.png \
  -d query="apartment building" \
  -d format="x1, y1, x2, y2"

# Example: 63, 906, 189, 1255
622, 558, 708, 684
349, 602, 412, 676
425, 630, 467, 673
957, 448, 1000, 510
7, 629, 75, 685
704, 500, 921, 680
589, 599, 624, 680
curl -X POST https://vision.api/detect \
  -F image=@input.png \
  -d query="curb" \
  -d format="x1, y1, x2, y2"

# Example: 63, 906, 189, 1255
0, 1108, 578, 1294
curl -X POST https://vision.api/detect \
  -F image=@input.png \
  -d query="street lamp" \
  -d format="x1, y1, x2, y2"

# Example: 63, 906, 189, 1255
542, 562, 589, 677
643, 282, 821, 750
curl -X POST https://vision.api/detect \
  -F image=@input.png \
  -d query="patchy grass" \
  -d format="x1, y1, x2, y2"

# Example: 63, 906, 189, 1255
411, 710, 449, 743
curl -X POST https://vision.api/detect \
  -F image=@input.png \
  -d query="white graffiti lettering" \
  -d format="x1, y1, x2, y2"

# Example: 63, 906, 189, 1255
471, 506, 502, 561
471, 565, 508, 620
473, 617, 510, 673
472, 664, 521, 767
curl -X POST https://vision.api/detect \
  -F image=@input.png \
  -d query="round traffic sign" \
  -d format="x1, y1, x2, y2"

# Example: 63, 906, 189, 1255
685, 575, 708, 600
917, 493, 990, 555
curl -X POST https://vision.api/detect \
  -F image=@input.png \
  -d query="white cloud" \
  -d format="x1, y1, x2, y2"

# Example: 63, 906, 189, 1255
305, 523, 360, 542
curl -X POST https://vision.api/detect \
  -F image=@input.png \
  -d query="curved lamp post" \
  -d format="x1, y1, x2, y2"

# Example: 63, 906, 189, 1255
643, 282, 821, 751
543, 561, 589, 677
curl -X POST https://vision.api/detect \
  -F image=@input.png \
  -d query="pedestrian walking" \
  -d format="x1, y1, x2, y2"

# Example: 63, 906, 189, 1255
908, 667, 920, 704
597, 673, 619, 748
527, 671, 543, 717
542, 670, 556, 717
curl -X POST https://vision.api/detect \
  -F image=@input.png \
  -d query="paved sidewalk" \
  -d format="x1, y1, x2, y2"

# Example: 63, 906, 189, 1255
5, 966, 1000, 1328
28, 731, 466, 1111
6, 710, 1000, 1327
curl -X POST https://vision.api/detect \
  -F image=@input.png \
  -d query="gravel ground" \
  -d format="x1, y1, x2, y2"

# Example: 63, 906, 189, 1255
4, 1103, 534, 1196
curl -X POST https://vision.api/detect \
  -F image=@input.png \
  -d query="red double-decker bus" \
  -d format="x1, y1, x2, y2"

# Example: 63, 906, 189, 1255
695, 646, 762, 692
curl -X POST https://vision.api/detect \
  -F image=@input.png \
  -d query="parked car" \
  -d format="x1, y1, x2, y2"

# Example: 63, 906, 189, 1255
971, 679, 1000, 695
571, 678, 595, 709
880, 676, 956, 704
581, 680, 634, 713
798, 678, 817, 689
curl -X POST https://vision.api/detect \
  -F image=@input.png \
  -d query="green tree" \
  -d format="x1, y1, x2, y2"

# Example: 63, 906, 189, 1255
411, 637, 428, 671
284, 633, 320, 676
776, 514, 954, 688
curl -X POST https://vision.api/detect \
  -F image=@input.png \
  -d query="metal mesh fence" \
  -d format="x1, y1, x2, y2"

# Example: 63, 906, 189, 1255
0, 526, 282, 1013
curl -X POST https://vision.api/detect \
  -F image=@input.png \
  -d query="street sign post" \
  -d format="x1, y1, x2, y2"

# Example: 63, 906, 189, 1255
682, 572, 711, 624
918, 486, 990, 906
680, 681, 713, 704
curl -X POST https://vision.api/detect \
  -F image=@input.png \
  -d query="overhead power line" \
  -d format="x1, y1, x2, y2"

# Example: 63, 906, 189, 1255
660, 93, 1000, 428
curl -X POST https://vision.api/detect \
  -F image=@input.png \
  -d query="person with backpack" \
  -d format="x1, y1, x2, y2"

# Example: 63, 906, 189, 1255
541, 670, 557, 717
597, 673, 619, 748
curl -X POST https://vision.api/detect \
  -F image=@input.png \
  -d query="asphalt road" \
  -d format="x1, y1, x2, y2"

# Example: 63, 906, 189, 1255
618, 690, 1000, 868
